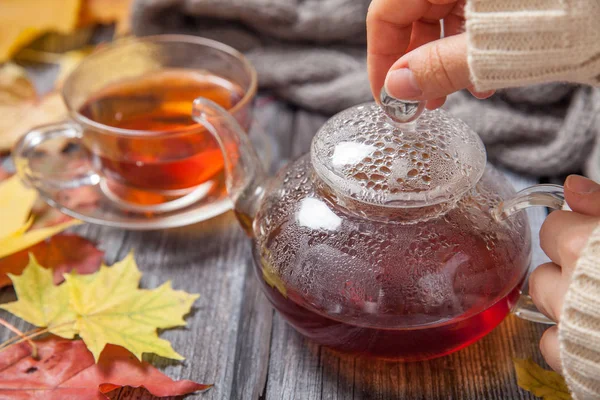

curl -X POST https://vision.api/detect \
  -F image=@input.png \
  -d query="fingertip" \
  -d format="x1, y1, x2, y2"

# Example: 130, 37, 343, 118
468, 87, 495, 99
368, 53, 405, 103
384, 68, 423, 100
529, 262, 564, 322
565, 175, 600, 194
540, 210, 599, 269
370, 82, 382, 104
368, 68, 386, 103
564, 175, 600, 216
540, 326, 563, 373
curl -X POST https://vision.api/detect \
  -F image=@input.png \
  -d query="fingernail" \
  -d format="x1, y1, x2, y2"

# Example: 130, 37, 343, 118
565, 175, 600, 194
384, 68, 422, 99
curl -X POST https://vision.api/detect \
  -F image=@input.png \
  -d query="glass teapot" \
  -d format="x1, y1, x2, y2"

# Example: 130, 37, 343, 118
192, 91, 564, 361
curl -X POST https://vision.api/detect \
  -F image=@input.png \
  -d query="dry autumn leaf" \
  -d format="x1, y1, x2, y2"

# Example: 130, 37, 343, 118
79, 0, 134, 36
0, 176, 79, 259
0, 0, 81, 62
0, 336, 211, 399
514, 358, 572, 400
0, 63, 37, 152
0, 47, 95, 151
0, 174, 37, 239
1, 253, 199, 361
0, 88, 67, 153
0, 234, 103, 288
0, 62, 36, 105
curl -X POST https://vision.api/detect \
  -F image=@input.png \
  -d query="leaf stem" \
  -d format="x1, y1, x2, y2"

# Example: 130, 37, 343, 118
0, 318, 38, 359
0, 328, 51, 353
0, 320, 76, 357
0, 326, 42, 348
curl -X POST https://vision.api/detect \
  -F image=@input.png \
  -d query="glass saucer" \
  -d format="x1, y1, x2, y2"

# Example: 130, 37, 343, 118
18, 128, 273, 230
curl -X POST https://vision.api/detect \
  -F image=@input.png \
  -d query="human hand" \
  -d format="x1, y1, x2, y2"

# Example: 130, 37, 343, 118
366, 0, 494, 109
530, 175, 600, 372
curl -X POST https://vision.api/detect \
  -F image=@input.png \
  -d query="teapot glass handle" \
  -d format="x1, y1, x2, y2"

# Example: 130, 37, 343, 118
492, 184, 565, 325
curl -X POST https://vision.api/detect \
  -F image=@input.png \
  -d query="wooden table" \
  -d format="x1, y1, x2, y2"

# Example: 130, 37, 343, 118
0, 96, 556, 399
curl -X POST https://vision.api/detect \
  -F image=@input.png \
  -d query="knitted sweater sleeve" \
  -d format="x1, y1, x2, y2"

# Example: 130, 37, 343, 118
465, 0, 600, 91
559, 224, 600, 400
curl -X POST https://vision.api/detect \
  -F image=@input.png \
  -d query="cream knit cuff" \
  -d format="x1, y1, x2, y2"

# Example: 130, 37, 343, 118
559, 223, 600, 400
465, 0, 600, 91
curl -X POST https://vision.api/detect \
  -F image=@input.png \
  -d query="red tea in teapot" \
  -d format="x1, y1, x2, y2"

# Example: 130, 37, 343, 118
257, 218, 529, 360
262, 273, 523, 360
78, 69, 247, 193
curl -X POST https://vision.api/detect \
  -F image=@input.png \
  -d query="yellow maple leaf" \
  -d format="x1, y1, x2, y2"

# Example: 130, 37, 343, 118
0, 0, 81, 62
1, 252, 199, 362
0, 176, 79, 259
513, 358, 572, 400
0, 256, 77, 338
0, 175, 37, 238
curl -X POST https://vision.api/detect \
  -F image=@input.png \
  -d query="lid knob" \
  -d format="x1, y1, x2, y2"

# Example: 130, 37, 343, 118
379, 87, 425, 124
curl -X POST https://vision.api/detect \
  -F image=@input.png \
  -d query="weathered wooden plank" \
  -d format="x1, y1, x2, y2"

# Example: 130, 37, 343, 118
266, 315, 547, 400
228, 262, 273, 400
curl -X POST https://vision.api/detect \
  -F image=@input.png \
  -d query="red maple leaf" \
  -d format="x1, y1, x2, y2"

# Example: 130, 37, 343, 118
0, 234, 104, 288
0, 336, 211, 399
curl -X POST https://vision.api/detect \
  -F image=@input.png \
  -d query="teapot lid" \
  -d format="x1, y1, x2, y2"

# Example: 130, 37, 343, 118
311, 91, 486, 208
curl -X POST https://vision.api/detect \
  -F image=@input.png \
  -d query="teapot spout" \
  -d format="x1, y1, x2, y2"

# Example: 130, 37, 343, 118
192, 98, 266, 235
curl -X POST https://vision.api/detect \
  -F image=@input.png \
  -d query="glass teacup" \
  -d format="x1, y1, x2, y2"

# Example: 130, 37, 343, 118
13, 35, 257, 229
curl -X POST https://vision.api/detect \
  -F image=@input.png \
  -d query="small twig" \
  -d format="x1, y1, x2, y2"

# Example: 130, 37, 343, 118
0, 318, 38, 359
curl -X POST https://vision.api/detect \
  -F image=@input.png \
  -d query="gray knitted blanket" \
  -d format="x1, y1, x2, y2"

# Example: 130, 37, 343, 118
131, 0, 600, 179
